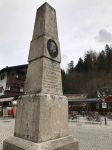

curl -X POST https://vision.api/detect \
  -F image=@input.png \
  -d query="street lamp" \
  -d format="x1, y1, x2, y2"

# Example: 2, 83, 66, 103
102, 99, 107, 125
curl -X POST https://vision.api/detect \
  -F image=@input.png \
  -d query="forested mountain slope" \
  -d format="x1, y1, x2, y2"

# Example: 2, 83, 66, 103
62, 44, 112, 98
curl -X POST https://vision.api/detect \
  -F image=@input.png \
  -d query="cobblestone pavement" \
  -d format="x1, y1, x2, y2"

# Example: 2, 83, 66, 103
0, 118, 112, 150
69, 117, 112, 150
0, 119, 15, 150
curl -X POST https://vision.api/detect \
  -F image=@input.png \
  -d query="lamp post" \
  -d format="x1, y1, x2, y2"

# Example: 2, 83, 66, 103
102, 99, 107, 125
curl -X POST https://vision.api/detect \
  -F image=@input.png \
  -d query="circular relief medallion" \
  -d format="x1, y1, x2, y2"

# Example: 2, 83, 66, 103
47, 39, 58, 58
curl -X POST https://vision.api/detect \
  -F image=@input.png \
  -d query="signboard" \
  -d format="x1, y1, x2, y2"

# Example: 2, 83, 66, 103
96, 103, 99, 109
102, 102, 107, 109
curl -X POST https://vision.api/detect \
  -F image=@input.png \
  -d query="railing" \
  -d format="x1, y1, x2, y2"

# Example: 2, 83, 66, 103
69, 111, 102, 124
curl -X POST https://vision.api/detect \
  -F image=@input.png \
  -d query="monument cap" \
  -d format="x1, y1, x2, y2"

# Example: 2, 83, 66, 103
28, 2, 61, 63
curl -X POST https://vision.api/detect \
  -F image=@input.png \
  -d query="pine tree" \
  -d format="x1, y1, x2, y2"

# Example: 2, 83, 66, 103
75, 57, 84, 72
105, 44, 112, 72
97, 50, 106, 71
67, 60, 74, 73
83, 51, 92, 72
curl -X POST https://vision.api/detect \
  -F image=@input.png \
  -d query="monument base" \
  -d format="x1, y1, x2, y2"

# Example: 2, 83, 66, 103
14, 94, 69, 142
3, 135, 78, 150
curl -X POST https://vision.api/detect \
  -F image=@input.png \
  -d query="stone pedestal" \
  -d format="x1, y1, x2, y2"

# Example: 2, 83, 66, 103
3, 94, 78, 150
14, 94, 68, 142
3, 136, 78, 150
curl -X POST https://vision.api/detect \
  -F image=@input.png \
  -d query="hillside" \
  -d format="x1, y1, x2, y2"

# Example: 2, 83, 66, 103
62, 44, 112, 98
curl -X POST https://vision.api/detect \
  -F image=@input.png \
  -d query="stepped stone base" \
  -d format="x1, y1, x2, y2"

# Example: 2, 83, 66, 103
3, 135, 78, 150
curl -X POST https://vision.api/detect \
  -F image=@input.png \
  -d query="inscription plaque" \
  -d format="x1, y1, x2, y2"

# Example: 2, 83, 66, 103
42, 58, 62, 95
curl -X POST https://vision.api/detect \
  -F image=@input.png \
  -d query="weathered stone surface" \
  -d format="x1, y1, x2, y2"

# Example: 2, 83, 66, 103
28, 3, 61, 63
42, 58, 62, 95
32, 3, 58, 41
3, 136, 78, 150
24, 3, 62, 95
14, 94, 68, 143
24, 57, 62, 95
24, 59, 43, 94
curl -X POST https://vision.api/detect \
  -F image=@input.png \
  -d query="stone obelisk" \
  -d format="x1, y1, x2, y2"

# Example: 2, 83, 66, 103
3, 3, 78, 150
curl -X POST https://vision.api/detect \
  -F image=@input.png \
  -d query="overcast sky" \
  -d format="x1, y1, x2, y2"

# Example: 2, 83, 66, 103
0, 0, 112, 70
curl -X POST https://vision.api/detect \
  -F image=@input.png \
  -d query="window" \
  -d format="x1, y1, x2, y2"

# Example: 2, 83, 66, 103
16, 70, 25, 80
0, 74, 5, 80
0, 86, 3, 93
11, 86, 20, 92
20, 87, 24, 92
6, 85, 10, 91
16, 74, 19, 79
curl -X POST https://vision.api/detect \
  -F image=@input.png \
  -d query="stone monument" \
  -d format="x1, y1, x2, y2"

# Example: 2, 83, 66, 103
3, 2, 78, 150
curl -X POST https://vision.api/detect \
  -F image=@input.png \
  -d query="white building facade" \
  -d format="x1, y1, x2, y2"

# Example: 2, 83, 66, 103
0, 72, 7, 96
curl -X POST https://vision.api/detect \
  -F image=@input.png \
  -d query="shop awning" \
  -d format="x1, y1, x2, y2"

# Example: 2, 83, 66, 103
68, 98, 99, 102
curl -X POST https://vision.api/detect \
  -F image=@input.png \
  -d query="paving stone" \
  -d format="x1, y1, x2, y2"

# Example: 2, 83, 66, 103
0, 118, 112, 150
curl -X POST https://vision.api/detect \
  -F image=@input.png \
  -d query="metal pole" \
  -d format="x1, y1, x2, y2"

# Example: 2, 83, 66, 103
105, 108, 107, 125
